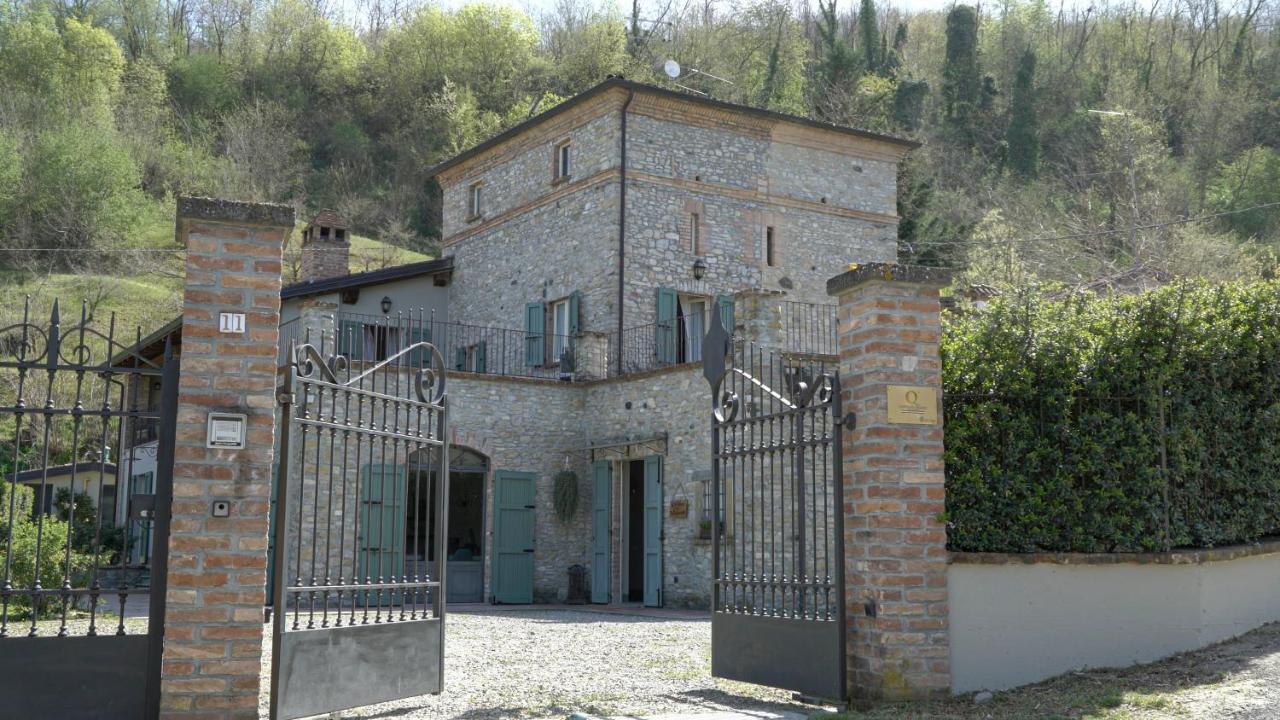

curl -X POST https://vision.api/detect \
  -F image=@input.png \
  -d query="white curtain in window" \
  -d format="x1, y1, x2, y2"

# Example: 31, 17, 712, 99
685, 299, 705, 362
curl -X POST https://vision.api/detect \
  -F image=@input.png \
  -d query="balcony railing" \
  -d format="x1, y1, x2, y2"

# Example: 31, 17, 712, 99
275, 298, 839, 382
780, 301, 838, 356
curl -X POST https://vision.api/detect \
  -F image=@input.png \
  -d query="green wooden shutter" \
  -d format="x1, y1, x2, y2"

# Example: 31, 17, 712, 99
475, 341, 487, 373
655, 288, 677, 364
643, 455, 663, 607
568, 291, 581, 336
339, 320, 364, 361
358, 464, 406, 605
455, 346, 466, 371
716, 294, 735, 333
591, 461, 611, 604
525, 302, 546, 366
408, 326, 431, 368
493, 472, 536, 603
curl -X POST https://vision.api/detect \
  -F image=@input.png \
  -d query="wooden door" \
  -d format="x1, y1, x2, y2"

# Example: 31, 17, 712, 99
643, 455, 663, 607
591, 461, 611, 603
493, 471, 536, 603
358, 464, 407, 603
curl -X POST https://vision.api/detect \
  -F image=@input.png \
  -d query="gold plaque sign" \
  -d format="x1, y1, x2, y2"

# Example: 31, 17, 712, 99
669, 499, 689, 518
886, 385, 939, 425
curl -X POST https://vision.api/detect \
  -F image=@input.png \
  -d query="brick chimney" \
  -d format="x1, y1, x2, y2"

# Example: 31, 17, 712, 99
300, 209, 350, 282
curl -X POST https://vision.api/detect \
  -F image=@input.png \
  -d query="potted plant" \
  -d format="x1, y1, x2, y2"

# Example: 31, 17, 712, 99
558, 344, 577, 382
698, 518, 713, 540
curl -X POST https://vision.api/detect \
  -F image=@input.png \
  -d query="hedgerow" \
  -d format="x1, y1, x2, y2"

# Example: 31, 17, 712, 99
942, 281, 1280, 553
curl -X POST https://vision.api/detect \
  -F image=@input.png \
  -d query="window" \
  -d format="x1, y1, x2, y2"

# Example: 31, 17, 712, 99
554, 140, 572, 181
551, 298, 570, 363
690, 213, 701, 254
765, 226, 777, 266
467, 182, 483, 219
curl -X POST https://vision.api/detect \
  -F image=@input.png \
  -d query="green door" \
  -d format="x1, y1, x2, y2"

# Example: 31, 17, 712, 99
655, 288, 678, 364
643, 455, 663, 607
358, 464, 406, 603
591, 461, 611, 604
493, 471, 536, 603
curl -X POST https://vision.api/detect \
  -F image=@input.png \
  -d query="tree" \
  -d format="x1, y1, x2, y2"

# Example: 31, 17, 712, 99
941, 5, 981, 138
1207, 147, 1280, 241
856, 0, 878, 75
1006, 48, 1038, 177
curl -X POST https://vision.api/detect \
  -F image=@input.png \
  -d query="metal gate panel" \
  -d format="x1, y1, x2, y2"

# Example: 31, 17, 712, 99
0, 300, 178, 719
271, 319, 448, 720
703, 305, 846, 701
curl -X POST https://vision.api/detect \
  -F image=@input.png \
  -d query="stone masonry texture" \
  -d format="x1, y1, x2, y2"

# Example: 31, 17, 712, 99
829, 263, 951, 701
161, 197, 290, 719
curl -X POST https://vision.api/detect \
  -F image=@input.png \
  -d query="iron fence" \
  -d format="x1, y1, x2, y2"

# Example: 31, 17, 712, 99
779, 300, 838, 356
614, 311, 714, 375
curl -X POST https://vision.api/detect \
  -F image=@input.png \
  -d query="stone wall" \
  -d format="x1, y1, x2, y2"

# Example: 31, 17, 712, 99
437, 85, 905, 343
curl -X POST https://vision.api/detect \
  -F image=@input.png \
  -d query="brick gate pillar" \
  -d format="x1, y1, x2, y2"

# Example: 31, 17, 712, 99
161, 197, 293, 719
827, 263, 953, 703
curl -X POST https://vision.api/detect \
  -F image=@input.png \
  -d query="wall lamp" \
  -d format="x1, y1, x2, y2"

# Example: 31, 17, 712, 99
692, 257, 707, 280
380, 296, 393, 314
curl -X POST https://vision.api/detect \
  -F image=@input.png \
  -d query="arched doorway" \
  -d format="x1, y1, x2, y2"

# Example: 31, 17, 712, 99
407, 445, 489, 603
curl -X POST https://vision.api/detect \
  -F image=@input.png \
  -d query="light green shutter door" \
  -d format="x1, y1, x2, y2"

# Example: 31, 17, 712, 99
339, 320, 364, 361
493, 471, 536, 603
716, 294, 735, 333
655, 288, 677, 364
643, 455, 663, 607
358, 464, 406, 605
591, 461, 611, 604
525, 302, 546, 366
475, 340, 487, 373
408, 326, 431, 368
568, 291, 581, 335
455, 346, 466, 371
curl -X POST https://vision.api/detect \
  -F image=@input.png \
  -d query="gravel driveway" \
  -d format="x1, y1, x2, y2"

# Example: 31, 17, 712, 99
259, 608, 814, 720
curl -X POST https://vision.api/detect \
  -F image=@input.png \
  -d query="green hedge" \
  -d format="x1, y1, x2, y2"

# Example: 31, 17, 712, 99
942, 281, 1280, 553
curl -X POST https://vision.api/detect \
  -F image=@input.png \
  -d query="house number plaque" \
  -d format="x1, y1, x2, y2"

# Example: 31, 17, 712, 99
219, 312, 246, 334
886, 385, 939, 425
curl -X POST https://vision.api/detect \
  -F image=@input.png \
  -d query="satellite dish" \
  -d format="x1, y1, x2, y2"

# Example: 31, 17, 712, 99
663, 59, 681, 79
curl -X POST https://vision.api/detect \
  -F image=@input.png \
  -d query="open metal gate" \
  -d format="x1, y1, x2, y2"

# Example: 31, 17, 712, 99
703, 305, 847, 701
0, 300, 178, 719
270, 328, 449, 719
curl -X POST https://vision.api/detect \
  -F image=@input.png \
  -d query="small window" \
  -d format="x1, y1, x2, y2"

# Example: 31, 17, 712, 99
554, 140, 572, 181
468, 182, 483, 219
765, 226, 776, 267
690, 213, 701, 255
335, 228, 346, 241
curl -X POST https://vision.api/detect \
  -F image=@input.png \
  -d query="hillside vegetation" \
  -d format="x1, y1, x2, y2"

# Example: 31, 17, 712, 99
0, 0, 1276, 293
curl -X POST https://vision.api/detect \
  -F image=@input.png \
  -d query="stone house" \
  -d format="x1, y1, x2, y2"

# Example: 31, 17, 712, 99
123, 77, 915, 608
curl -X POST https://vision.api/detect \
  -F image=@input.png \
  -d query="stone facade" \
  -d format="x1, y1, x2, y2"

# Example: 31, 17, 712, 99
161, 197, 290, 719
437, 82, 910, 338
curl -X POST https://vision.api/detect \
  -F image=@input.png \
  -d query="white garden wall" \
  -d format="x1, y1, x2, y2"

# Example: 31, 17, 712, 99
948, 542, 1280, 693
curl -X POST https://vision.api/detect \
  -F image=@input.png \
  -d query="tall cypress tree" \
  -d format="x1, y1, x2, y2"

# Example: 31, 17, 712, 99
857, 0, 880, 74
942, 5, 981, 135
1006, 48, 1039, 177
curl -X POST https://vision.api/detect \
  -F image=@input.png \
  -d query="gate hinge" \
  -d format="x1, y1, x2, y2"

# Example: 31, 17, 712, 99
839, 412, 856, 429
277, 392, 296, 405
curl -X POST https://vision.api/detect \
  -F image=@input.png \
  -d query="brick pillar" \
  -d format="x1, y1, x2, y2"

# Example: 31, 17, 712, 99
827, 263, 953, 703
161, 197, 293, 719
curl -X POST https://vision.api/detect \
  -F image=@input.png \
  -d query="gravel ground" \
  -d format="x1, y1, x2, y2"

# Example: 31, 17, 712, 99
258, 608, 814, 720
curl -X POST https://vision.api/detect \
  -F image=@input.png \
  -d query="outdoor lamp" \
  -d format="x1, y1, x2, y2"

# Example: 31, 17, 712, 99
381, 296, 393, 314
692, 257, 707, 280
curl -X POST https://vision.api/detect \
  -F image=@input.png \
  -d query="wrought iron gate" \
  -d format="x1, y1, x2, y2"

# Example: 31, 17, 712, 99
0, 300, 178, 719
703, 306, 847, 701
271, 329, 449, 719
